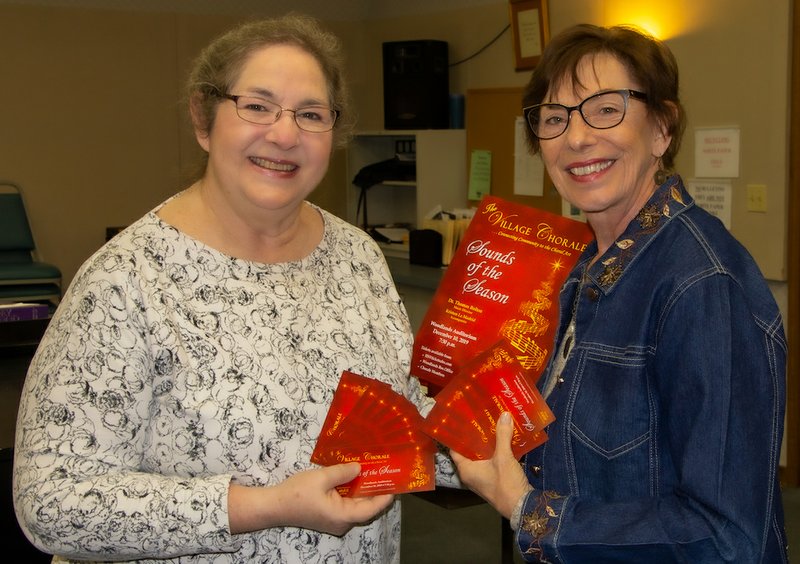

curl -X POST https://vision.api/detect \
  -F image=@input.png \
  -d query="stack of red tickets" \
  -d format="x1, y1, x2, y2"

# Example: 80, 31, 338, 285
312, 370, 437, 497
421, 339, 555, 460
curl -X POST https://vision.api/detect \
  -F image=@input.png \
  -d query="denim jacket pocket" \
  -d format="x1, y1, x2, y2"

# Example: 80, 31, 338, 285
568, 346, 654, 498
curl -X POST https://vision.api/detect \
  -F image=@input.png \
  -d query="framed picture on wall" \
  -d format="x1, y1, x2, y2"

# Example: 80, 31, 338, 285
508, 0, 550, 71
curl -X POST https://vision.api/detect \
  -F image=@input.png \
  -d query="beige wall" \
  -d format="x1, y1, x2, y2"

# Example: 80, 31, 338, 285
347, 0, 790, 283
0, 0, 790, 296
0, 6, 226, 287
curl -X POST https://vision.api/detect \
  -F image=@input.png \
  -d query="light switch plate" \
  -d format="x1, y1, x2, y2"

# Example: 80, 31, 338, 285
746, 184, 767, 213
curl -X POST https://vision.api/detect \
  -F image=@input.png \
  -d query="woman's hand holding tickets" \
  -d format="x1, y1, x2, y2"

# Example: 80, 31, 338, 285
450, 412, 533, 519
229, 462, 394, 536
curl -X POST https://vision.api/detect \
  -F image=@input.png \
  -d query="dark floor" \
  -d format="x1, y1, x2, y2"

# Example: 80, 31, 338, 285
1, 349, 798, 563
401, 491, 520, 563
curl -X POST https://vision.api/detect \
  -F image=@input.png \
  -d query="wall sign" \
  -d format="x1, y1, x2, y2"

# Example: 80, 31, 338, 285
509, 0, 550, 71
694, 127, 740, 178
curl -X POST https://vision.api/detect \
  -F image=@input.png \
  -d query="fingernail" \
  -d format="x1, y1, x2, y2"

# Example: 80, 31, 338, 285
499, 412, 511, 423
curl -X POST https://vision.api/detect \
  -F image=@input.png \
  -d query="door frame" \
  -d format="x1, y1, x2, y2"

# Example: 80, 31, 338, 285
784, 0, 799, 487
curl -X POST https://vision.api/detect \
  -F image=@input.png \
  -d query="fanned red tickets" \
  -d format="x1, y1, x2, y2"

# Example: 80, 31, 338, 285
314, 371, 373, 448
411, 196, 594, 393
421, 339, 554, 460
312, 370, 436, 497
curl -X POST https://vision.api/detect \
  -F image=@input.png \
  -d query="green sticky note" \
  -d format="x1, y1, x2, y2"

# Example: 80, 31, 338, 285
468, 149, 492, 200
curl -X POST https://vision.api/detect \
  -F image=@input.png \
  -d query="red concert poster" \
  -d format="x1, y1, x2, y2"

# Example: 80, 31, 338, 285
410, 196, 594, 394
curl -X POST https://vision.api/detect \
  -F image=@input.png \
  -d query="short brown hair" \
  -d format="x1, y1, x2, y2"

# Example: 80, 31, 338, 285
522, 24, 686, 171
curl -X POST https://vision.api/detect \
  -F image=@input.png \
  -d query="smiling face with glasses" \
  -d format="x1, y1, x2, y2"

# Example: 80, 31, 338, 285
532, 53, 672, 242
194, 43, 337, 224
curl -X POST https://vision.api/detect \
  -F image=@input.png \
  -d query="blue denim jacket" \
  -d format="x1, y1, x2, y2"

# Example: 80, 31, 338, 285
517, 176, 788, 563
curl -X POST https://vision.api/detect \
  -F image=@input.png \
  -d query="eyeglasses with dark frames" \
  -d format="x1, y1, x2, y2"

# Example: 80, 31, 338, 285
524, 89, 648, 140
217, 93, 339, 133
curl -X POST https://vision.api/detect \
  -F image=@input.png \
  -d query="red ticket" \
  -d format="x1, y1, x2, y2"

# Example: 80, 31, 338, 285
312, 371, 373, 463
421, 339, 555, 460
331, 441, 437, 497
313, 370, 436, 496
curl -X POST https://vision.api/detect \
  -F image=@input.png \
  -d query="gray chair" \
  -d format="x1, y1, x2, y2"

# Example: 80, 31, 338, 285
0, 182, 61, 306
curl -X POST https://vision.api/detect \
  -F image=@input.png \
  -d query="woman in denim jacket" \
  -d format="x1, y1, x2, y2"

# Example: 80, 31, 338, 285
452, 24, 788, 562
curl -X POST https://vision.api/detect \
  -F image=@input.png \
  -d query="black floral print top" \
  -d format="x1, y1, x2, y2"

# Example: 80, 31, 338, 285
14, 201, 431, 563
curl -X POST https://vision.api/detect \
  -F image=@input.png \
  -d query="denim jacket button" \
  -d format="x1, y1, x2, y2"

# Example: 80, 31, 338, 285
586, 286, 600, 301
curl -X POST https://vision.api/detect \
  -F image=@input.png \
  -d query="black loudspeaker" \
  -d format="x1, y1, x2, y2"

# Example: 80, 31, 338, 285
383, 40, 449, 130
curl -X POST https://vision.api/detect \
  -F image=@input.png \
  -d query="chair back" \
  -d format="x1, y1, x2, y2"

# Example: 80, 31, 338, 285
0, 182, 61, 305
0, 183, 36, 258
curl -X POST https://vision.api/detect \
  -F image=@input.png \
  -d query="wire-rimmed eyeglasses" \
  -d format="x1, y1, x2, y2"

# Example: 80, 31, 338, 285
218, 93, 339, 133
523, 89, 648, 140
